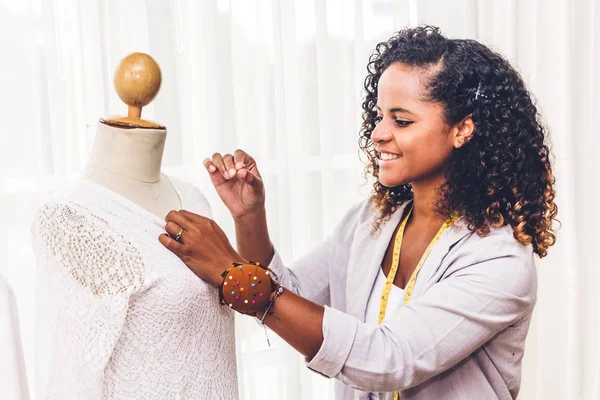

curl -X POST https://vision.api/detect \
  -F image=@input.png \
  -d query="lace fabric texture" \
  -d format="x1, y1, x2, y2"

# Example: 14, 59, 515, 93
31, 178, 238, 400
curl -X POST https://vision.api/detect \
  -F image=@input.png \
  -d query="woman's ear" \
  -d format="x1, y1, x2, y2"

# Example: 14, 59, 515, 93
453, 114, 475, 148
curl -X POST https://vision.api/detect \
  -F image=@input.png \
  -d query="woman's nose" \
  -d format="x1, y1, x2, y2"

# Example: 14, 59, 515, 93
370, 121, 391, 144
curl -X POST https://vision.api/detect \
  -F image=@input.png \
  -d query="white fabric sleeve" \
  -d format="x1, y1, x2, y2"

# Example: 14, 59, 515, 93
31, 202, 144, 400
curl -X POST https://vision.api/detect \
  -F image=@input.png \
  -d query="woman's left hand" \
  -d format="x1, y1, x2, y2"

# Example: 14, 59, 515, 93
159, 210, 247, 287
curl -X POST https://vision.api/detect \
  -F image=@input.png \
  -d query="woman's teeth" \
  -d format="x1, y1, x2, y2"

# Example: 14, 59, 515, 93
379, 152, 401, 161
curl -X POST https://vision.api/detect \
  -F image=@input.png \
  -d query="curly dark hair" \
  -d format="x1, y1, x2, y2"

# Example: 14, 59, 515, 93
359, 25, 558, 257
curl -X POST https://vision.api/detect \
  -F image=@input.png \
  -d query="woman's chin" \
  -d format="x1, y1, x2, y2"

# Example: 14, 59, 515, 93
379, 174, 409, 189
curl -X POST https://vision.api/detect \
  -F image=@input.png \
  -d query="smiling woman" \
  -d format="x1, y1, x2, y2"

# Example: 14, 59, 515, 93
161, 25, 558, 400
2, 0, 597, 399
360, 28, 557, 257
371, 62, 461, 191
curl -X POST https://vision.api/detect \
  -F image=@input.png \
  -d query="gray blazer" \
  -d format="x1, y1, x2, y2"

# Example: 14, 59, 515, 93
267, 199, 537, 399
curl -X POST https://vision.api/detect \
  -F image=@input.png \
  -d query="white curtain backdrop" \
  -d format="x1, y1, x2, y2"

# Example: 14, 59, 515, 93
0, 0, 597, 399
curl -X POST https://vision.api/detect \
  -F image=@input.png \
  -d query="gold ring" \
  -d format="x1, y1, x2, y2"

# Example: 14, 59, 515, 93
175, 229, 184, 242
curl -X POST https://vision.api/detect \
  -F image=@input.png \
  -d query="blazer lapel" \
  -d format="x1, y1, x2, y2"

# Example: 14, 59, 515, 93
346, 206, 473, 320
410, 217, 471, 298
345, 202, 410, 322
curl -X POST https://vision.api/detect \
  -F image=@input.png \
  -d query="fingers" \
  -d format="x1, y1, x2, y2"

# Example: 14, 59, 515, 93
233, 149, 253, 170
165, 221, 186, 243
166, 210, 212, 230
203, 158, 229, 188
209, 152, 247, 180
179, 210, 209, 225
223, 154, 236, 178
165, 210, 193, 231
211, 152, 230, 179
175, 211, 227, 241
208, 150, 259, 183
236, 168, 262, 188
203, 158, 217, 173
159, 233, 185, 255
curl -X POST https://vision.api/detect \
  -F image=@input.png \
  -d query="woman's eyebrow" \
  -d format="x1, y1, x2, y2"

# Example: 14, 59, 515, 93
375, 105, 414, 115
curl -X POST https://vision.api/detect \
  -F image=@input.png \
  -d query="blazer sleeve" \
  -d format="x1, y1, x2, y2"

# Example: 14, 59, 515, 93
304, 236, 537, 392
266, 200, 365, 307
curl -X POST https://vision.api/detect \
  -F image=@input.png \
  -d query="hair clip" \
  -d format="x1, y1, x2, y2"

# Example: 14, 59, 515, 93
475, 82, 487, 100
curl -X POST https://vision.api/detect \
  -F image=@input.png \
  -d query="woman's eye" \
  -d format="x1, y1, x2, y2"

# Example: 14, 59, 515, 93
395, 120, 413, 127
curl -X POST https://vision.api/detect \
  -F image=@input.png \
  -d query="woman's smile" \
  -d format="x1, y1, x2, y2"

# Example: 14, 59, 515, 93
377, 151, 403, 167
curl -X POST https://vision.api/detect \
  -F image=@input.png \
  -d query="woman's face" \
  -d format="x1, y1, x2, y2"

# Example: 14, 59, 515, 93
371, 62, 458, 189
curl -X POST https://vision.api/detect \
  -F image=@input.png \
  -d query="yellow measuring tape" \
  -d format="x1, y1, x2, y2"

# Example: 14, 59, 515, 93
378, 206, 457, 399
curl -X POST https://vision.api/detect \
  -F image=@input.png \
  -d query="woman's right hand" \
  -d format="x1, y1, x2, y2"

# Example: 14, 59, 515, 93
203, 150, 265, 219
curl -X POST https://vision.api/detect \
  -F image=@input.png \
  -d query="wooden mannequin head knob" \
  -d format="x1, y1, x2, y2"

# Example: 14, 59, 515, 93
114, 52, 162, 119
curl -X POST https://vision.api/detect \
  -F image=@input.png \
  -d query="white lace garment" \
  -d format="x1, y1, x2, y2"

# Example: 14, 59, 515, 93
31, 177, 238, 400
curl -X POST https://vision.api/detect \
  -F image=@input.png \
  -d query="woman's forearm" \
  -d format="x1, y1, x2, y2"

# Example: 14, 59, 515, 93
233, 209, 274, 266
256, 289, 325, 360
234, 211, 325, 357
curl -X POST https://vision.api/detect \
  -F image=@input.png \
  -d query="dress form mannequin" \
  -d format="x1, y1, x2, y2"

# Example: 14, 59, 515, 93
32, 53, 237, 400
81, 53, 180, 219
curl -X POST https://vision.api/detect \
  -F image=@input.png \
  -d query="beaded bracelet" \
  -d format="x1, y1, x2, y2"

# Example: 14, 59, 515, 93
256, 285, 284, 346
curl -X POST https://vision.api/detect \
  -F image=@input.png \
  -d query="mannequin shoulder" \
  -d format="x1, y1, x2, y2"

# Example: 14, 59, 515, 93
164, 176, 213, 217
31, 198, 125, 255
31, 199, 146, 296
32, 184, 109, 236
